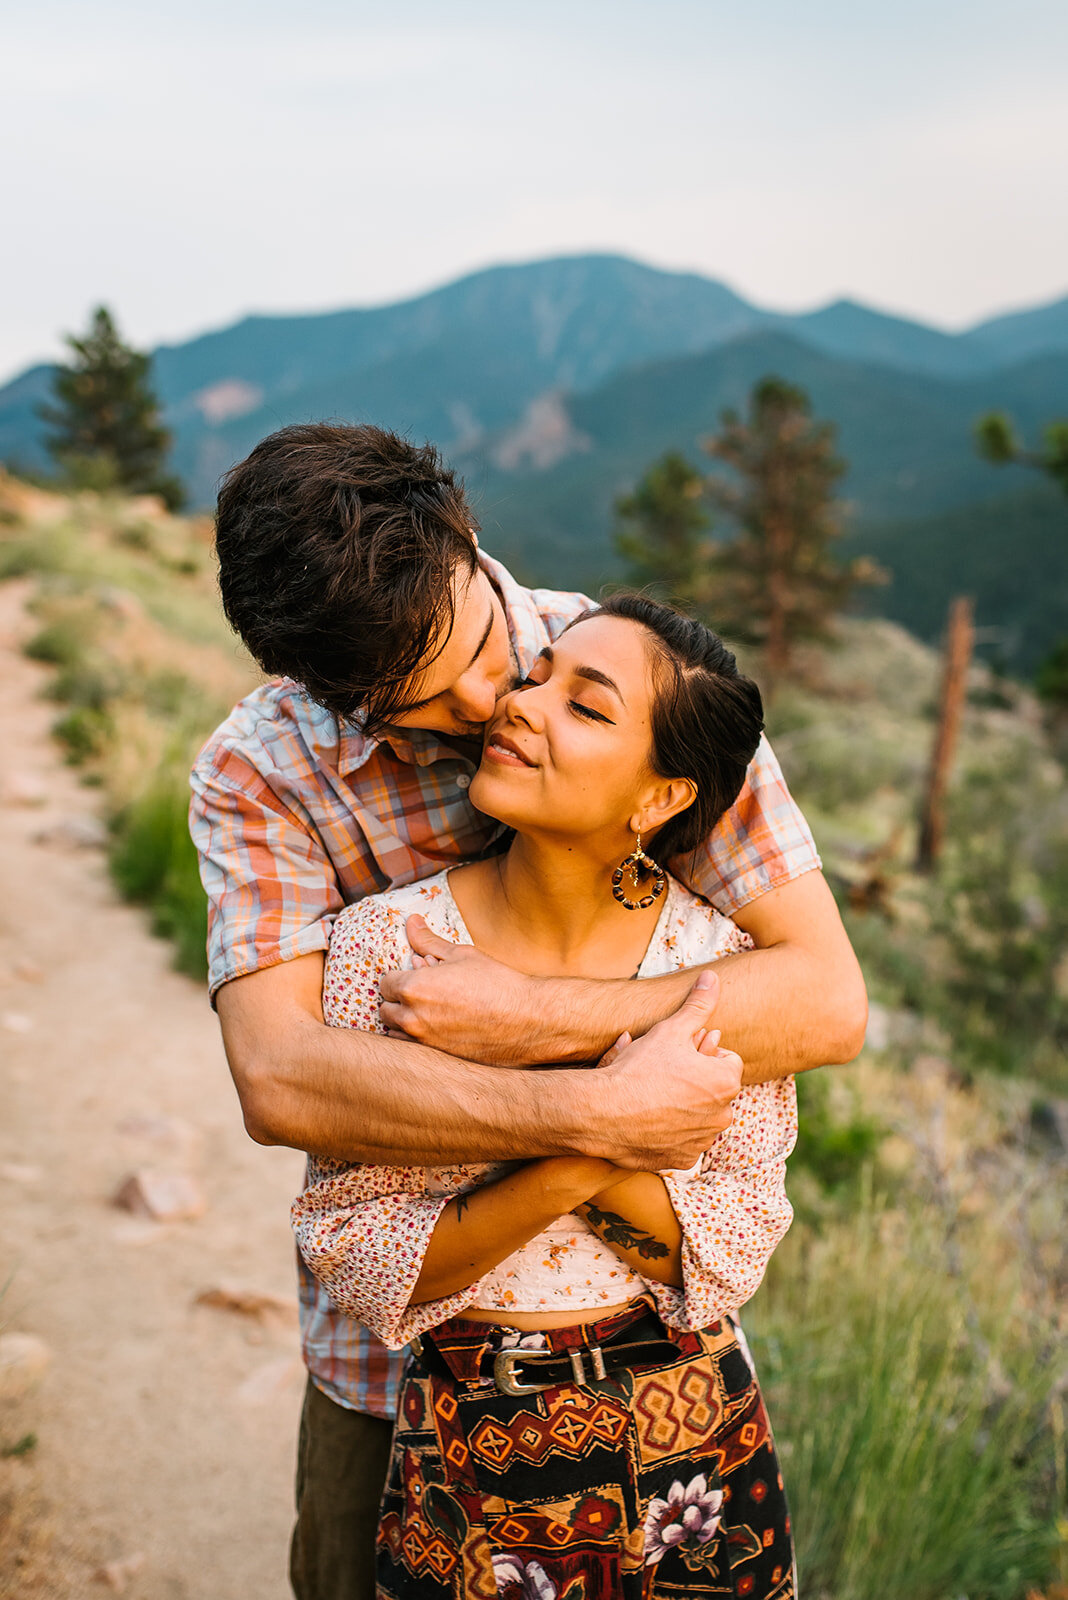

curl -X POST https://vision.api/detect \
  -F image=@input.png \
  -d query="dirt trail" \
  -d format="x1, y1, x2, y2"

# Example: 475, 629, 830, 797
0, 579, 306, 1598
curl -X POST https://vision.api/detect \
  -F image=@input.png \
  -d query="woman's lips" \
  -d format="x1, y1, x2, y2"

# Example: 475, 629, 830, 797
484, 733, 537, 768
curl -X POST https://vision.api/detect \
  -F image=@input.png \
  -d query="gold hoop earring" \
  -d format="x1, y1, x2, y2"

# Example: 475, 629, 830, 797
611, 830, 667, 911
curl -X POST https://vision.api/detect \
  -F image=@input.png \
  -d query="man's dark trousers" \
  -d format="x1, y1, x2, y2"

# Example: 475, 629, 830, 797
290, 1378, 394, 1600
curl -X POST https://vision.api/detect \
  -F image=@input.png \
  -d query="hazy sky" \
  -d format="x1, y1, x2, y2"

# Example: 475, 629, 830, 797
4, 0, 1067, 381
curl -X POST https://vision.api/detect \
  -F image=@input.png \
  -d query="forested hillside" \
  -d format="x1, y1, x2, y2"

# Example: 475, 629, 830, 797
3, 254, 1066, 670
1, 473, 1063, 1597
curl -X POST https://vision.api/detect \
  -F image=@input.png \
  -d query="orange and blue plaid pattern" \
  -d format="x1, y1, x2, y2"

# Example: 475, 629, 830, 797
189, 553, 820, 1418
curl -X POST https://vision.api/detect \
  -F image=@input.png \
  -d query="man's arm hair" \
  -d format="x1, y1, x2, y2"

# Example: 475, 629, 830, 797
216, 953, 583, 1163
215, 954, 740, 1170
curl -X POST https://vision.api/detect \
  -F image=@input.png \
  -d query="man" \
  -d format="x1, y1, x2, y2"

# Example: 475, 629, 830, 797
190, 422, 866, 1600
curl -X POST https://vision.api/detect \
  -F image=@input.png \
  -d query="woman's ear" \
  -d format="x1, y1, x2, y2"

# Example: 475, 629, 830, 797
630, 777, 697, 841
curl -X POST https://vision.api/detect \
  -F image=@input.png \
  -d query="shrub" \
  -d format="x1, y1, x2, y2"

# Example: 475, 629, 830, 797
52, 705, 113, 764
0, 534, 66, 580
109, 770, 207, 979
790, 1069, 883, 1195
930, 749, 1068, 1083
23, 617, 89, 668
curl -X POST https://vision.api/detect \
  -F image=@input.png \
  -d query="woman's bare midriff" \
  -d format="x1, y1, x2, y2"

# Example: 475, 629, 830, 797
456, 1300, 637, 1331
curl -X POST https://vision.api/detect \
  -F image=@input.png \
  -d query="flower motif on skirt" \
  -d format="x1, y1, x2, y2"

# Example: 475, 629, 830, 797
643, 1473, 724, 1566
492, 1555, 559, 1598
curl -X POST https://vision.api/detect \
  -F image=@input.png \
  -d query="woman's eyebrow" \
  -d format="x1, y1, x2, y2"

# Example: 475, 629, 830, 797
574, 664, 626, 705
536, 647, 625, 705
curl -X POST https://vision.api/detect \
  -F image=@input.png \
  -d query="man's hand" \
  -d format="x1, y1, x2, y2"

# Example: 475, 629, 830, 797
593, 970, 743, 1170
380, 872, 867, 1082
379, 916, 538, 1062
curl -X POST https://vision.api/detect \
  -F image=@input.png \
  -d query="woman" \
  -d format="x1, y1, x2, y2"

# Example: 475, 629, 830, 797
293, 594, 797, 1599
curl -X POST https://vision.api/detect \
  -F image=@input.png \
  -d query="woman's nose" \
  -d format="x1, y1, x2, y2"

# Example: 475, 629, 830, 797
504, 687, 544, 732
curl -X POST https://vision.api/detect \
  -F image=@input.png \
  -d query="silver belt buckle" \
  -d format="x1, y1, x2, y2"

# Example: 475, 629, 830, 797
494, 1350, 554, 1396
494, 1343, 607, 1396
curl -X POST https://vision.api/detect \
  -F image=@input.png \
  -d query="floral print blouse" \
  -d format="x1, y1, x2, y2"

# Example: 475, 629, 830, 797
291, 871, 796, 1350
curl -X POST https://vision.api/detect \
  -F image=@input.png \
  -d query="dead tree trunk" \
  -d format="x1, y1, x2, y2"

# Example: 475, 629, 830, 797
917, 595, 975, 872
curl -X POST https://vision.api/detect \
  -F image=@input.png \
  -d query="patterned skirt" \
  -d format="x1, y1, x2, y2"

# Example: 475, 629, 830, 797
375, 1299, 794, 1599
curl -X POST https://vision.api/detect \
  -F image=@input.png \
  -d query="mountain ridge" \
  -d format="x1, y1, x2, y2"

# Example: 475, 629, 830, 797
2, 253, 1065, 672
4, 253, 1068, 507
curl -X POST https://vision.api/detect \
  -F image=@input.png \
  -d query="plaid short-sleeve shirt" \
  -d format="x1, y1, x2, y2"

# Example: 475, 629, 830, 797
189, 552, 820, 1418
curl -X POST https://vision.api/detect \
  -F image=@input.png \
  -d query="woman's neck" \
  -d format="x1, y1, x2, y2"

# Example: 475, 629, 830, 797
450, 832, 665, 978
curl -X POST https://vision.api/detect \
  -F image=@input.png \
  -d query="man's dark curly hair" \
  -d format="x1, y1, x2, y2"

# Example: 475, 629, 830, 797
214, 422, 479, 733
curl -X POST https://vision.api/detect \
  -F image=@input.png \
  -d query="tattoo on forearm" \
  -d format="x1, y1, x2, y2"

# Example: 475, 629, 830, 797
454, 1193, 470, 1221
580, 1202, 669, 1260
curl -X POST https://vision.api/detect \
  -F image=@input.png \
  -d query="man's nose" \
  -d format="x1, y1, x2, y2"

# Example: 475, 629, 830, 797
452, 673, 499, 726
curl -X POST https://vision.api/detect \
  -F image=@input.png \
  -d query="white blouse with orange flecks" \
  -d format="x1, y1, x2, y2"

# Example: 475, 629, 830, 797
291, 870, 796, 1351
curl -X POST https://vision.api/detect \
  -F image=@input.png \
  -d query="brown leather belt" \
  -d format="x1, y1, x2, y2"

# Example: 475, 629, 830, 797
410, 1329, 680, 1396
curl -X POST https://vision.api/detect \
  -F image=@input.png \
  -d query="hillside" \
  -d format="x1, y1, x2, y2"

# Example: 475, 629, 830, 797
3, 253, 1067, 506
464, 330, 1068, 669
3, 253, 1067, 674
0, 478, 1063, 1598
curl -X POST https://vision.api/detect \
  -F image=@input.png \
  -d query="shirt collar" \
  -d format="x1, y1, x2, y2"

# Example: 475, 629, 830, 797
336, 550, 551, 775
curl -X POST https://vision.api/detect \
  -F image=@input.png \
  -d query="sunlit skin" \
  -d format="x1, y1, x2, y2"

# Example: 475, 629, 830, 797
216, 551, 866, 1192
451, 613, 697, 979
386, 562, 516, 738
409, 614, 729, 1328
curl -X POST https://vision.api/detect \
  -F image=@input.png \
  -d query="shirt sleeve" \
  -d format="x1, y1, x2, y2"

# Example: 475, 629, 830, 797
291, 1166, 488, 1351
189, 743, 343, 1002
675, 733, 821, 914
290, 896, 490, 1349
643, 1078, 797, 1332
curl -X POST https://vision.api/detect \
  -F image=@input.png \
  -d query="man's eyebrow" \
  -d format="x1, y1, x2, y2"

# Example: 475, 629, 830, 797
536, 646, 626, 705
389, 606, 496, 719
468, 606, 495, 669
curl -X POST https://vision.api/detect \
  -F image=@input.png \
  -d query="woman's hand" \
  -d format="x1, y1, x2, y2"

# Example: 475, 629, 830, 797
529, 1155, 630, 1210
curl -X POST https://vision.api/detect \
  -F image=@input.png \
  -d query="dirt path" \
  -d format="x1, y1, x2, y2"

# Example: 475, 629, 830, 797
0, 579, 306, 1598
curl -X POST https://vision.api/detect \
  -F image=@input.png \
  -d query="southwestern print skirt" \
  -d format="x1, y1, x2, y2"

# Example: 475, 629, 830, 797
375, 1299, 794, 1600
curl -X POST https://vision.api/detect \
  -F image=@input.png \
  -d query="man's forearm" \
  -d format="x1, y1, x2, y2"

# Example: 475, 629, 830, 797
531, 937, 864, 1081
231, 1010, 594, 1164
219, 953, 741, 1173
393, 870, 868, 1081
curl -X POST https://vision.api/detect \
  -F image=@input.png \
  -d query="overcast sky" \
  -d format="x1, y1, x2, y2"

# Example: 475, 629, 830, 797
3, 0, 1067, 382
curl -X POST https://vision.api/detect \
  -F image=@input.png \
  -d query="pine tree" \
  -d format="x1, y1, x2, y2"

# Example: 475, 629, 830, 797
701, 377, 881, 681
976, 412, 1068, 703
613, 451, 711, 605
40, 306, 184, 509
975, 412, 1068, 494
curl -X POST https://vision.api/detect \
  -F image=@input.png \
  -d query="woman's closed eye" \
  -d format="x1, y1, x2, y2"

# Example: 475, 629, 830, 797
513, 673, 614, 724
569, 700, 613, 724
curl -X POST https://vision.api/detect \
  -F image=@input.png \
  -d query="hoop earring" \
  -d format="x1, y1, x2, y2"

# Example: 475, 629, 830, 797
611, 830, 667, 911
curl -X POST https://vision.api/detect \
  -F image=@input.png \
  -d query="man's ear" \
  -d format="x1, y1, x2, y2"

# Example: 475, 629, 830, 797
630, 777, 697, 841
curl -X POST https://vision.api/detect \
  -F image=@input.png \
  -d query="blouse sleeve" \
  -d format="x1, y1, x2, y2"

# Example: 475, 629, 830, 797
290, 895, 490, 1350
643, 1077, 797, 1332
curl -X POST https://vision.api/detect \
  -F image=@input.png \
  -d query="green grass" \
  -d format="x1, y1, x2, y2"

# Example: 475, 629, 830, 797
745, 1190, 1064, 1599
1, 1434, 38, 1460
109, 768, 208, 980
23, 615, 93, 668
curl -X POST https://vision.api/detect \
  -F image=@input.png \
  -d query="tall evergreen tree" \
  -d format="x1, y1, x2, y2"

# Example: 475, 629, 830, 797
613, 450, 711, 605
701, 377, 880, 680
40, 306, 184, 509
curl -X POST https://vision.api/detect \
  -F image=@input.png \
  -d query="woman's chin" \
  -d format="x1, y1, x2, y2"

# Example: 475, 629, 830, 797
468, 769, 525, 828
